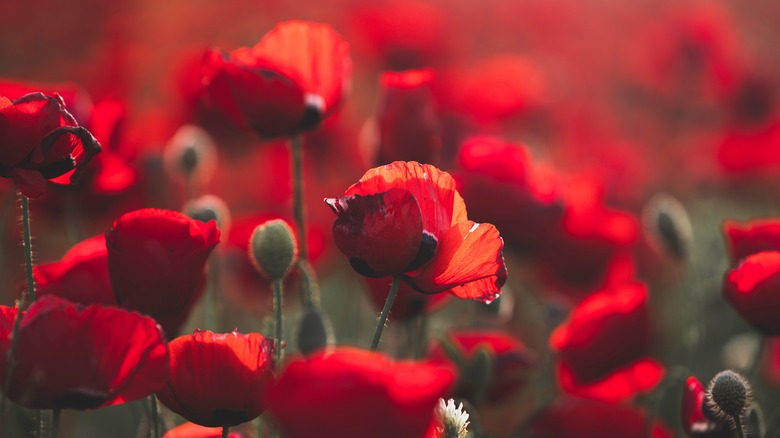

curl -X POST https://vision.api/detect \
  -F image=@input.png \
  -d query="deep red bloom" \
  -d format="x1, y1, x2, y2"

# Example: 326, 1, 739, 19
550, 282, 653, 382
681, 376, 730, 437
0, 295, 168, 409
427, 330, 535, 404
35, 235, 116, 306
201, 20, 351, 138
0, 92, 101, 198
266, 347, 454, 438
365, 69, 441, 166
105, 208, 220, 338
163, 422, 243, 438
529, 397, 673, 438
723, 218, 780, 263
156, 330, 275, 428
722, 251, 780, 335
325, 161, 507, 303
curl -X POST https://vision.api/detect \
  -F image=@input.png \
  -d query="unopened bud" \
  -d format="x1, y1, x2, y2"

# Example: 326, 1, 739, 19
248, 220, 298, 280
163, 124, 217, 183
183, 195, 231, 236
295, 304, 333, 355
706, 370, 752, 430
642, 193, 693, 261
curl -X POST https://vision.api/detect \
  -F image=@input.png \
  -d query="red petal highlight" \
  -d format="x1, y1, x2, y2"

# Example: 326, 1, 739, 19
407, 221, 506, 302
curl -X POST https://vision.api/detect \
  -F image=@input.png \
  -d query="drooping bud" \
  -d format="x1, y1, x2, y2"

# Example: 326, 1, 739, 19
295, 304, 333, 355
163, 124, 217, 184
183, 194, 232, 237
706, 370, 752, 431
248, 219, 298, 280
641, 193, 693, 261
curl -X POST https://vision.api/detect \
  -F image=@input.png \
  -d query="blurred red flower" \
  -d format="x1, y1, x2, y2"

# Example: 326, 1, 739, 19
325, 161, 507, 303
163, 422, 243, 438
556, 357, 665, 404
427, 330, 535, 404
550, 281, 658, 394
0, 92, 101, 198
156, 330, 275, 427
0, 295, 167, 409
723, 218, 780, 264
35, 235, 115, 306
681, 376, 730, 438
529, 397, 673, 438
201, 20, 351, 138
363, 69, 441, 166
105, 208, 220, 338
722, 250, 780, 335
266, 347, 453, 438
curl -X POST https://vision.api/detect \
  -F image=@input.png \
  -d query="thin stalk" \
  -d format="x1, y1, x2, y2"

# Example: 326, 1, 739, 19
149, 394, 158, 438
52, 409, 60, 438
221, 426, 229, 438
370, 276, 401, 351
21, 195, 35, 303
290, 134, 307, 261
273, 278, 284, 368
734, 416, 746, 438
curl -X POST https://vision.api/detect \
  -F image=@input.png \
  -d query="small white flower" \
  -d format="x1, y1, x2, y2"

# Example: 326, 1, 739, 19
435, 398, 470, 438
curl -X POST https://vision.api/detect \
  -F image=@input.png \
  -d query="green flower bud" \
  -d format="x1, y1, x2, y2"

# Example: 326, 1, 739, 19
248, 219, 298, 280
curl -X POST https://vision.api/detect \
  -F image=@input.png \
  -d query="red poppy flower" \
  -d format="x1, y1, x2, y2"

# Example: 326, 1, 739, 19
723, 218, 780, 263
0, 92, 101, 198
265, 347, 454, 438
105, 208, 220, 337
550, 282, 652, 382
325, 161, 507, 303
364, 69, 441, 166
722, 251, 780, 335
0, 295, 168, 409
163, 422, 244, 438
454, 136, 561, 256
427, 330, 535, 404
35, 235, 116, 306
156, 330, 275, 428
681, 376, 731, 437
528, 397, 673, 438
556, 358, 665, 403
363, 276, 450, 321
345, 0, 451, 70
201, 20, 351, 138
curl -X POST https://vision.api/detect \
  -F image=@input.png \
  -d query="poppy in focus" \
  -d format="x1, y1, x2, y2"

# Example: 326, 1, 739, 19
325, 161, 507, 303
156, 330, 275, 427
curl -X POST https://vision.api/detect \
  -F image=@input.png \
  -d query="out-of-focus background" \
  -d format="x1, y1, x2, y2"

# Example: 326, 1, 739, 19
2, 0, 780, 436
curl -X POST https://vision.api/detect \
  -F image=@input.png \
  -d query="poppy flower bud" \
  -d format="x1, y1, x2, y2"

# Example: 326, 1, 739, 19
295, 304, 333, 355
183, 194, 232, 236
248, 219, 298, 280
642, 193, 693, 261
706, 370, 752, 430
163, 124, 217, 184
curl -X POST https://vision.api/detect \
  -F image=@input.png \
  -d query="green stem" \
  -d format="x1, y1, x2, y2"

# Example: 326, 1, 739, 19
734, 416, 745, 438
149, 394, 158, 438
52, 409, 60, 438
297, 259, 320, 308
21, 195, 35, 303
370, 276, 401, 351
273, 278, 284, 368
290, 134, 308, 261
221, 426, 229, 438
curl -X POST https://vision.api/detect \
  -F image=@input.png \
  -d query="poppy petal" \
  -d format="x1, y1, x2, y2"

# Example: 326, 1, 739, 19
406, 221, 506, 303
